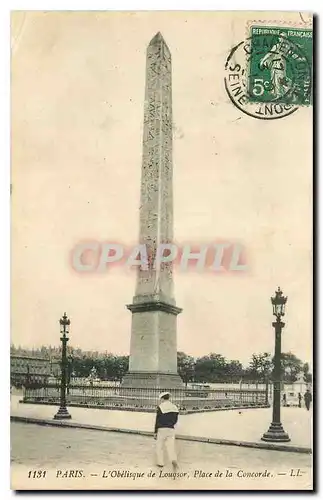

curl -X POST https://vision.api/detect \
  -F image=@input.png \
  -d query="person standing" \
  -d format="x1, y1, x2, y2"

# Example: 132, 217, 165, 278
304, 389, 312, 411
154, 392, 179, 469
298, 392, 302, 408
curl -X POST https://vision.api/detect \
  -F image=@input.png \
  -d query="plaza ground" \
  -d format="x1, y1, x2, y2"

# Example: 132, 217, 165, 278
11, 422, 312, 490
11, 395, 312, 451
12, 422, 312, 469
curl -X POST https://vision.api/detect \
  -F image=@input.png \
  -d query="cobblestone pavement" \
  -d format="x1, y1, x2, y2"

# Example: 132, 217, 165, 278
12, 422, 311, 469
11, 423, 312, 490
11, 395, 312, 448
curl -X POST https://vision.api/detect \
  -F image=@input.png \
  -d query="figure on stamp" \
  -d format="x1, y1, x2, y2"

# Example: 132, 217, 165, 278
259, 32, 293, 100
154, 392, 179, 469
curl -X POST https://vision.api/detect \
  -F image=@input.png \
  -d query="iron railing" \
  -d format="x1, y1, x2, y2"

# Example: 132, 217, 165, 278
23, 383, 268, 412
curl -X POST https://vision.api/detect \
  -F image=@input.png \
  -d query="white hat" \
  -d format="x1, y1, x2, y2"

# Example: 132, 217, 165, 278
159, 391, 171, 399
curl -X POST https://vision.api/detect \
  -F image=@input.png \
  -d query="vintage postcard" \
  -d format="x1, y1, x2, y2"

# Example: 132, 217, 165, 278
11, 10, 313, 491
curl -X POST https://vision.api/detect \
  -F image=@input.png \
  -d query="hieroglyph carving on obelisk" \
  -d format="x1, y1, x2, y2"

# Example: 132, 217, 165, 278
123, 32, 183, 388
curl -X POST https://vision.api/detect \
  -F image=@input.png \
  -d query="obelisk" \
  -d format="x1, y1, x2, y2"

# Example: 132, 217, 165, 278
122, 32, 183, 388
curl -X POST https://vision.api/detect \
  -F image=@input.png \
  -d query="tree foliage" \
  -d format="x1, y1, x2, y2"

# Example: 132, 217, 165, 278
177, 352, 195, 387
280, 352, 303, 383
248, 352, 272, 382
10, 344, 311, 384
303, 362, 312, 384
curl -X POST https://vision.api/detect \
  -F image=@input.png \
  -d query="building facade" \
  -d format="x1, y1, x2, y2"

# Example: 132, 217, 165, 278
11, 355, 52, 386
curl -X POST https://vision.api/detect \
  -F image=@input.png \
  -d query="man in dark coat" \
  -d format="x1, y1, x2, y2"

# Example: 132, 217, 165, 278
304, 389, 312, 411
298, 392, 302, 408
154, 392, 179, 469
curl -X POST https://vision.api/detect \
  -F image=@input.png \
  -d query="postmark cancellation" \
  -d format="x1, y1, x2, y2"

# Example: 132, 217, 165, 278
224, 24, 313, 119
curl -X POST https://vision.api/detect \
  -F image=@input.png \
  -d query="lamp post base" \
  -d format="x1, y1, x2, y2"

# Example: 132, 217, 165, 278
261, 422, 290, 442
54, 406, 72, 420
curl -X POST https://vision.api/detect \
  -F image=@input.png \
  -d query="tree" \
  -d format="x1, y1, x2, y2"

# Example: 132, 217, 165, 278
177, 352, 195, 387
72, 356, 93, 378
280, 352, 303, 382
248, 353, 272, 384
114, 356, 129, 382
303, 362, 312, 384
225, 360, 244, 382
195, 353, 227, 383
101, 354, 118, 380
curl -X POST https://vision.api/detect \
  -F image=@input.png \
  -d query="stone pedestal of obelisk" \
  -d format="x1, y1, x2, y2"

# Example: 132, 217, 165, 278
122, 32, 183, 389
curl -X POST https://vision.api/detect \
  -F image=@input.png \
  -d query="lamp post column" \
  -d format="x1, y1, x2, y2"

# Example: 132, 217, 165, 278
272, 319, 282, 424
54, 313, 72, 420
261, 288, 290, 442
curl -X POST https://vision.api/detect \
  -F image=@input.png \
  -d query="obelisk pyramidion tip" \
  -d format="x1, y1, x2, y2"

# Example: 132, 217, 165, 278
149, 31, 166, 46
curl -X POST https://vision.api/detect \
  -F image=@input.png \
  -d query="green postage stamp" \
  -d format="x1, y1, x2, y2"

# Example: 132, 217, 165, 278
248, 26, 312, 106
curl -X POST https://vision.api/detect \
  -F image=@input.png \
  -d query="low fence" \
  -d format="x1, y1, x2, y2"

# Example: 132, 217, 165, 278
22, 384, 269, 413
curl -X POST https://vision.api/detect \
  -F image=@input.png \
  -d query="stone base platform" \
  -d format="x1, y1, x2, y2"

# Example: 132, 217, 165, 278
121, 371, 184, 389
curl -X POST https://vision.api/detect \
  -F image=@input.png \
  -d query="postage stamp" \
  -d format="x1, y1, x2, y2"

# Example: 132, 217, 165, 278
248, 26, 312, 106
224, 25, 313, 119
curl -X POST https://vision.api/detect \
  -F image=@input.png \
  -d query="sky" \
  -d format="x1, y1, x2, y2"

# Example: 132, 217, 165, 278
11, 11, 312, 365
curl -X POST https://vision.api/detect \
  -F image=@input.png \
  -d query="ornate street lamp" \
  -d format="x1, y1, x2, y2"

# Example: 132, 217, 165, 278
54, 313, 72, 419
261, 287, 290, 442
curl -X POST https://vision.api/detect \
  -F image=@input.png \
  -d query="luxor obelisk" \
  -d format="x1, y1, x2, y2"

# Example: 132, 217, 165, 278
122, 32, 183, 388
